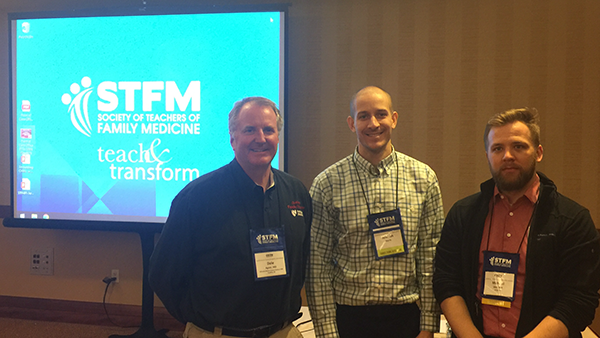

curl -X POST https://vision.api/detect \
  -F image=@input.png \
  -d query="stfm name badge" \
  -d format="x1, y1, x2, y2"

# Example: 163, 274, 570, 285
481, 251, 520, 308
367, 209, 408, 260
250, 227, 289, 281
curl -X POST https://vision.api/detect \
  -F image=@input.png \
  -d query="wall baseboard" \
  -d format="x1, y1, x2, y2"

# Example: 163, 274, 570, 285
0, 295, 184, 332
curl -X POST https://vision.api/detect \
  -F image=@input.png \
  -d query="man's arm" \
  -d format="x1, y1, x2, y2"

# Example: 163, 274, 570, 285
440, 296, 484, 338
415, 172, 444, 333
534, 207, 600, 336
523, 316, 568, 338
148, 194, 194, 323
518, 210, 595, 338
433, 197, 484, 338
306, 176, 339, 338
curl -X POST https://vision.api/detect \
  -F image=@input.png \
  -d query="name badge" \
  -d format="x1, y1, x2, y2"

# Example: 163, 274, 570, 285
250, 228, 289, 281
367, 209, 408, 260
481, 251, 520, 308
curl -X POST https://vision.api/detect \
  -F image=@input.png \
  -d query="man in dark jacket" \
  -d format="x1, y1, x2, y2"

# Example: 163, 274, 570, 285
433, 108, 600, 338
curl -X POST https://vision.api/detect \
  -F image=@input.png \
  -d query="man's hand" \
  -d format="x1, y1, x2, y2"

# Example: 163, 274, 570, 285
416, 331, 433, 338
440, 296, 484, 338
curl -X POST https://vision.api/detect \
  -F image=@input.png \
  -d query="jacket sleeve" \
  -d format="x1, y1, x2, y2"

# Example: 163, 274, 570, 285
148, 193, 195, 324
549, 208, 600, 336
433, 203, 467, 305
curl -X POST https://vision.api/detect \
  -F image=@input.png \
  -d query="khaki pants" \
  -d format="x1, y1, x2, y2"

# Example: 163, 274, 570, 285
183, 322, 304, 338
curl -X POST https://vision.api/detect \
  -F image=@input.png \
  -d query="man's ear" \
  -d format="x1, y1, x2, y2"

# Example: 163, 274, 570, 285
347, 115, 356, 132
536, 144, 544, 163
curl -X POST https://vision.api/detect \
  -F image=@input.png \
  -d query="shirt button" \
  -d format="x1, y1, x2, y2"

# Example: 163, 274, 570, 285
509, 212, 514, 216
507, 233, 512, 238
501, 323, 506, 328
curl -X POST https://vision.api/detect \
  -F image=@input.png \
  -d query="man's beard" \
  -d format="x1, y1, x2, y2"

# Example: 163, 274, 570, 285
491, 159, 537, 192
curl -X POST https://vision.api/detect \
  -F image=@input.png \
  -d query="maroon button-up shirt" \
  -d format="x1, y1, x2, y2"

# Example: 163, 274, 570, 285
477, 175, 540, 338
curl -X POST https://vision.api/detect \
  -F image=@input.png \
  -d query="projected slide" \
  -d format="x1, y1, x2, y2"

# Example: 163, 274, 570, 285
12, 11, 283, 224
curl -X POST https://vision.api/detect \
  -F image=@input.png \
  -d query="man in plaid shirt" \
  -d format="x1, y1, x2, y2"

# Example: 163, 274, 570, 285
307, 86, 444, 338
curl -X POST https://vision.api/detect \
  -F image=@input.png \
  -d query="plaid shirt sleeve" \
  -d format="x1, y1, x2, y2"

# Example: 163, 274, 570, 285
415, 169, 444, 332
306, 172, 340, 338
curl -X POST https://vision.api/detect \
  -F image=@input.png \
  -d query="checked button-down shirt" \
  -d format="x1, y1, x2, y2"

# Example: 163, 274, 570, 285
307, 149, 444, 338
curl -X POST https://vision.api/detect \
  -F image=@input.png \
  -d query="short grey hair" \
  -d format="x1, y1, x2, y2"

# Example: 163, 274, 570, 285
228, 97, 283, 136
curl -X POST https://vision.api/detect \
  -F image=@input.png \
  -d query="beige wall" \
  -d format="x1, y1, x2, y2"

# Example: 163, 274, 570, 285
1, 0, 599, 313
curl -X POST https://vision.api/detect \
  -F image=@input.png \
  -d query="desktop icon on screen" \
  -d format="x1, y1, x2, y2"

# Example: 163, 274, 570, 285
20, 128, 32, 139
21, 152, 31, 164
22, 22, 30, 34
21, 178, 31, 190
22, 100, 31, 112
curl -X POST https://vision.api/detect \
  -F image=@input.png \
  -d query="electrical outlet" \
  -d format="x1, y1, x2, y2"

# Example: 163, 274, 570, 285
111, 269, 119, 283
31, 248, 54, 275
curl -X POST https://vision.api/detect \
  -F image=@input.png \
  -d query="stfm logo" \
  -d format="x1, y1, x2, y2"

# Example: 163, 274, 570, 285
256, 234, 279, 245
374, 215, 396, 227
489, 256, 512, 268
61, 77, 200, 137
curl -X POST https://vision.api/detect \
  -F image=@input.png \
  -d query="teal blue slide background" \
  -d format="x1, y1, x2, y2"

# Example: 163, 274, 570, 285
13, 11, 282, 222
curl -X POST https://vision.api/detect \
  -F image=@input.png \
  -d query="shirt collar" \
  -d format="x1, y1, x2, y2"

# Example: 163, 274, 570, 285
352, 147, 397, 176
230, 158, 275, 192
266, 171, 275, 191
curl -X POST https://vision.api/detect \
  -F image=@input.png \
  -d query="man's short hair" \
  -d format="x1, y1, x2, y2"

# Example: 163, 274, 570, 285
484, 107, 541, 150
228, 97, 283, 136
350, 86, 394, 118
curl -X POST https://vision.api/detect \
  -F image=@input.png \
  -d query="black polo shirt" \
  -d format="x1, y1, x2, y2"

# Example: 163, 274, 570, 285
149, 159, 312, 329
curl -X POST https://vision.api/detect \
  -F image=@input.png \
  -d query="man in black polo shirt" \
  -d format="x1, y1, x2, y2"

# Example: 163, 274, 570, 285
149, 97, 312, 338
